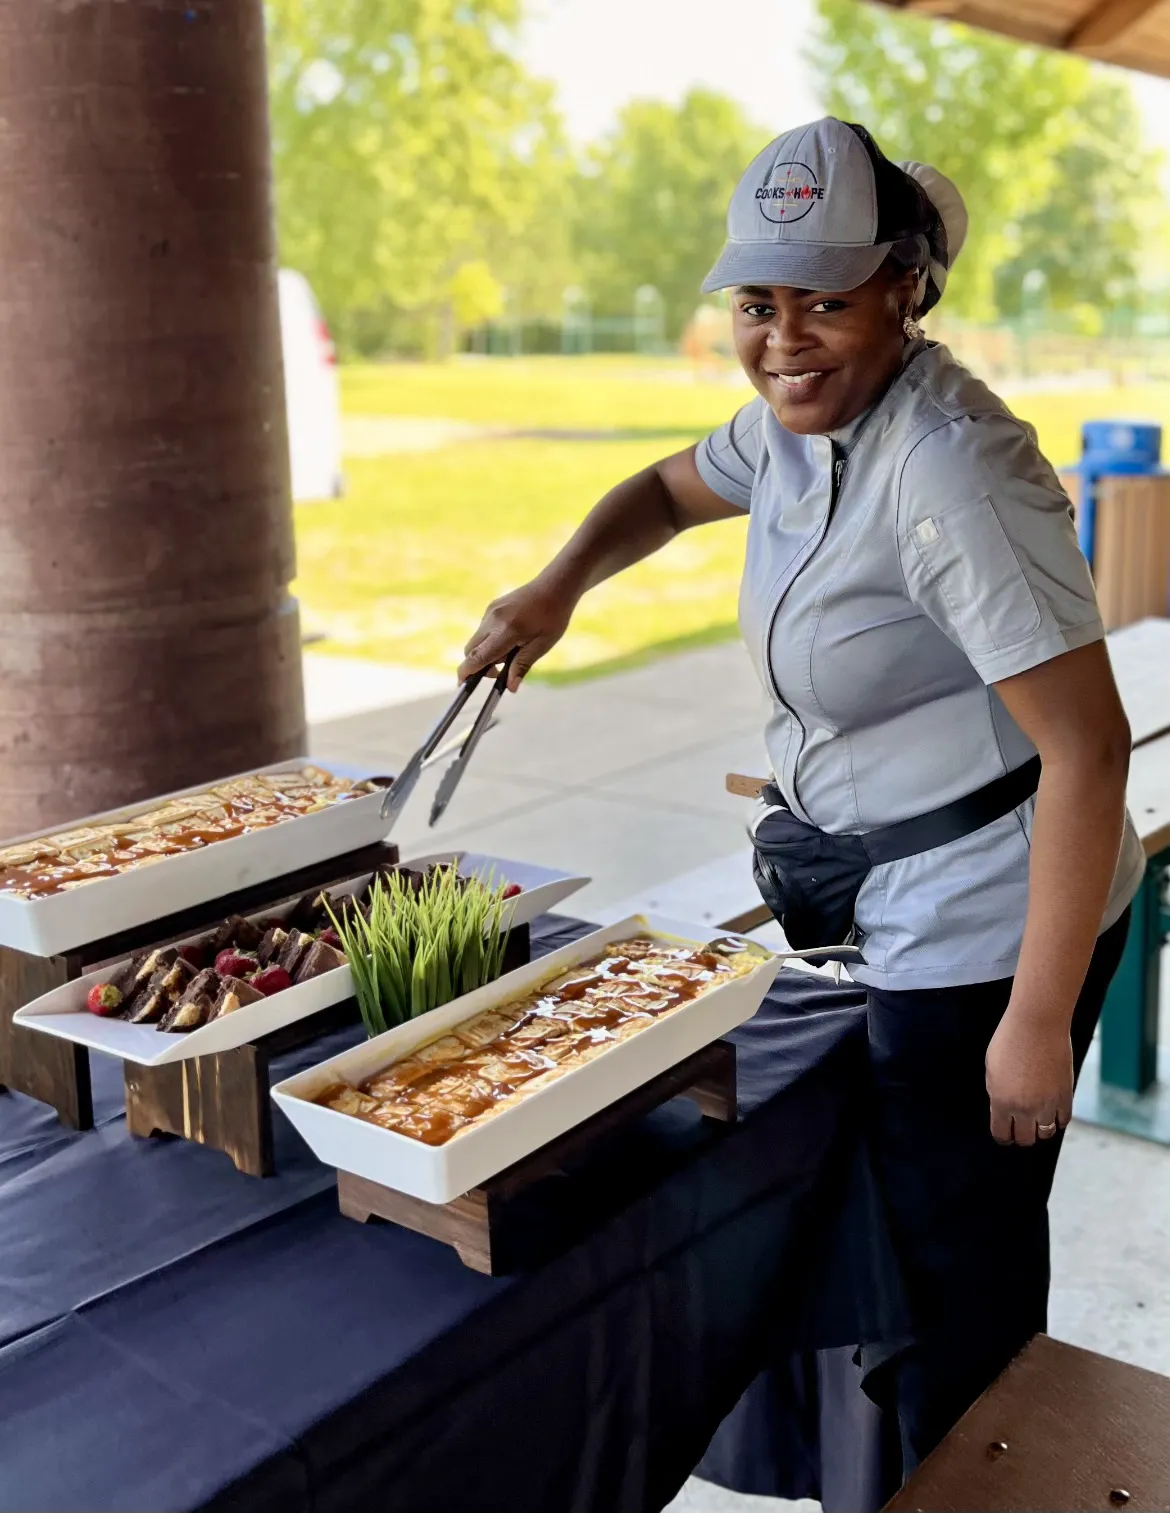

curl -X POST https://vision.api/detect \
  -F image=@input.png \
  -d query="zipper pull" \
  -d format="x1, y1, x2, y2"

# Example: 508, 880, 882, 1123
833, 455, 845, 495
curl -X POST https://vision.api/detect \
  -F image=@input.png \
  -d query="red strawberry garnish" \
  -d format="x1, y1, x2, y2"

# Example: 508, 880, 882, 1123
179, 942, 210, 969
249, 964, 292, 997
215, 949, 257, 978
318, 927, 342, 949
502, 883, 522, 899
86, 983, 123, 1017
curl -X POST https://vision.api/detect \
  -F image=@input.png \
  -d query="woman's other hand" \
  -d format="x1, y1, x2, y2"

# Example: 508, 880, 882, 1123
459, 576, 575, 691
985, 1010, 1074, 1146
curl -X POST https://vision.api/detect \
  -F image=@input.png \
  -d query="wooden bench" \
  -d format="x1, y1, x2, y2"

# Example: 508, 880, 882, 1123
884, 1334, 1170, 1513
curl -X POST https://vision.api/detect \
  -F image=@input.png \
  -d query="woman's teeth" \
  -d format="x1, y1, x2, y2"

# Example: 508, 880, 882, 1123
771, 371, 826, 394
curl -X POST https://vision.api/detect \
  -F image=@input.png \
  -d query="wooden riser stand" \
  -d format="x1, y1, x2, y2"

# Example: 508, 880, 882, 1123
0, 840, 401, 1140
339, 1038, 738, 1275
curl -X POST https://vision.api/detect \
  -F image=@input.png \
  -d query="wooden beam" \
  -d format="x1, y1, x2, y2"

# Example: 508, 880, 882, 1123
1066, 0, 1164, 48
875, 0, 1059, 45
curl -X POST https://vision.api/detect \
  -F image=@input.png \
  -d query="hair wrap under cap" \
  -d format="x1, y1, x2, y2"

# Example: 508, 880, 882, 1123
895, 161, 968, 314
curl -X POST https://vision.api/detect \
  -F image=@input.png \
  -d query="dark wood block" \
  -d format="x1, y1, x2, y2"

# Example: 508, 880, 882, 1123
338, 1038, 738, 1275
0, 944, 91, 1127
126, 1042, 274, 1177
884, 1334, 1170, 1513
123, 997, 366, 1178
340, 1174, 496, 1272
0, 840, 398, 1130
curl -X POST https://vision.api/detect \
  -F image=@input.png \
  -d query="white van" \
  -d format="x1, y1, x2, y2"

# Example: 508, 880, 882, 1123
278, 269, 344, 503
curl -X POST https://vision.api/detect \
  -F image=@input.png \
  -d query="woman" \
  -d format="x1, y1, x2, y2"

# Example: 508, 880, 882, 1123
460, 118, 1141, 1478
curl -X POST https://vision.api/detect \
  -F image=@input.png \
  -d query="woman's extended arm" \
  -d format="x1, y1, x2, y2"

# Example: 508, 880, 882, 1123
984, 640, 1130, 1145
459, 445, 743, 688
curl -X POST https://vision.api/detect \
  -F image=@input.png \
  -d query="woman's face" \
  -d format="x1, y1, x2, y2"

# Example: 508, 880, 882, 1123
731, 265, 919, 435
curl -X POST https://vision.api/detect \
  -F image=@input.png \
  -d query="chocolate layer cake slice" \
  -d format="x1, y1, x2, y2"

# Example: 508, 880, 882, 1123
130, 955, 197, 1026
293, 939, 347, 983
276, 929, 315, 980
159, 978, 216, 1033
212, 975, 264, 1018
258, 926, 289, 966
207, 914, 264, 958
159, 967, 219, 1032
287, 889, 331, 933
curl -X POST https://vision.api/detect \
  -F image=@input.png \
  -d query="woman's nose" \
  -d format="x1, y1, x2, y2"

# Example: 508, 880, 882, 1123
767, 313, 815, 353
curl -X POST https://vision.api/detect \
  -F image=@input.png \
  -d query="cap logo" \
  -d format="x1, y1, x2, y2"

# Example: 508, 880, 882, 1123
755, 160, 825, 225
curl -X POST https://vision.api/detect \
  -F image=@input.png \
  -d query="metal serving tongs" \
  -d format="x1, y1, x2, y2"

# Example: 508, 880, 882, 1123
429, 648, 518, 827
378, 648, 517, 834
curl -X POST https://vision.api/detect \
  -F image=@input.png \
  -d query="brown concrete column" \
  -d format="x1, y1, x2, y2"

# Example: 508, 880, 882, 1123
0, 0, 306, 838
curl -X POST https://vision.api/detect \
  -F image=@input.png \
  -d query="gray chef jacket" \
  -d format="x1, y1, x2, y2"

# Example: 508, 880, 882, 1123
696, 340, 1143, 990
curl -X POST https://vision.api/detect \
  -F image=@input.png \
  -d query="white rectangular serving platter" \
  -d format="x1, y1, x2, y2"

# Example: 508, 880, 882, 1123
0, 759, 401, 959
272, 913, 781, 1206
13, 854, 588, 1068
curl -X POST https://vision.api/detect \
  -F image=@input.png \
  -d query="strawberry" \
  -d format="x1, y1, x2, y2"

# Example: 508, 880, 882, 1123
502, 883, 522, 900
215, 949, 257, 978
318, 927, 343, 949
86, 983, 123, 1017
249, 964, 292, 997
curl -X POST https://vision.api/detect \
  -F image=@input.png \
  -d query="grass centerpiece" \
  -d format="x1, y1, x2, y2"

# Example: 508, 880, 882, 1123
326, 866, 513, 1039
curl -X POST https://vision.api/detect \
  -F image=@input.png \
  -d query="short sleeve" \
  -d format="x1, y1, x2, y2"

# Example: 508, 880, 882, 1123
897, 413, 1104, 684
695, 397, 767, 510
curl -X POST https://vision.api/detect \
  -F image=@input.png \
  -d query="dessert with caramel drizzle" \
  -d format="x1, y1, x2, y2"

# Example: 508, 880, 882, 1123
0, 766, 381, 900
315, 934, 759, 1147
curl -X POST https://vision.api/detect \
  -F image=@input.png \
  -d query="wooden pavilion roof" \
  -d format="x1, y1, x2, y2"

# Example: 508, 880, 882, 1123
869, 0, 1170, 78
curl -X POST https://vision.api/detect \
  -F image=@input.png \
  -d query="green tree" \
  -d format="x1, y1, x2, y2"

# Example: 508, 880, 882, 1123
806, 0, 1157, 322
266, 0, 574, 356
993, 76, 1158, 322
573, 89, 767, 340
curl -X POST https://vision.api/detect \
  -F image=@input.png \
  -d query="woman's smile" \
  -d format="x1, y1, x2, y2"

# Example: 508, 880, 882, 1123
763, 368, 833, 407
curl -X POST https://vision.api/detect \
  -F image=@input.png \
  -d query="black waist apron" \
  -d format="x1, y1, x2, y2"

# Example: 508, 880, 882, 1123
752, 757, 1041, 951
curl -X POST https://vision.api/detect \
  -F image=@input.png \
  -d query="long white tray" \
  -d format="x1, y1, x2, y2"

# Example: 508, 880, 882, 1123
0, 760, 396, 958
13, 855, 588, 1068
272, 914, 781, 1205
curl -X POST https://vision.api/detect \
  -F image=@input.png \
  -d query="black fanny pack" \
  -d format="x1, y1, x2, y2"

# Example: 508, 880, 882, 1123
752, 756, 1041, 951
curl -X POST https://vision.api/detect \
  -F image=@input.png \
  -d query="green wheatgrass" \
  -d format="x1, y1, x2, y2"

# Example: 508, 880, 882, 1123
326, 867, 512, 1040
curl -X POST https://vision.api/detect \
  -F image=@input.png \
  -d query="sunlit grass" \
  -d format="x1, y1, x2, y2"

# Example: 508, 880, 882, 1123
339, 354, 754, 432
296, 355, 1170, 680
294, 436, 748, 677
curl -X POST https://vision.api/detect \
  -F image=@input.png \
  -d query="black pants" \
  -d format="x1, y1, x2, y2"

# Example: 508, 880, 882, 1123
864, 909, 1130, 1482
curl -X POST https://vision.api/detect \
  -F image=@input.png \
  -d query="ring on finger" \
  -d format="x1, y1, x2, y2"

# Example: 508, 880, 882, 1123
1037, 1120, 1059, 1138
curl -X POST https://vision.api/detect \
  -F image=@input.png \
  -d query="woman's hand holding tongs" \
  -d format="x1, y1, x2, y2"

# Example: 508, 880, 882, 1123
459, 574, 576, 690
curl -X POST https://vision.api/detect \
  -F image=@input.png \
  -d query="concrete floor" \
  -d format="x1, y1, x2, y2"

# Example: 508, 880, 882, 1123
308, 641, 1170, 1513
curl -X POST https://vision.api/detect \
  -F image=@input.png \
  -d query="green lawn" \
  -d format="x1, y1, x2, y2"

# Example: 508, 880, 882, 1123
295, 356, 1170, 680
295, 436, 750, 678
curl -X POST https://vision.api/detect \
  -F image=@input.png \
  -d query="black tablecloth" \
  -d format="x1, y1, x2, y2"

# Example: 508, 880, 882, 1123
0, 916, 899, 1513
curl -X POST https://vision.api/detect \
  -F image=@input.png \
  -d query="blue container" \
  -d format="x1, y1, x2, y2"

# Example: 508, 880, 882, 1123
1074, 420, 1162, 563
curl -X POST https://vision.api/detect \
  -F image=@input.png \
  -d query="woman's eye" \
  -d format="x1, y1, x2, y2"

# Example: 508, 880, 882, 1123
742, 303, 774, 319
810, 299, 847, 314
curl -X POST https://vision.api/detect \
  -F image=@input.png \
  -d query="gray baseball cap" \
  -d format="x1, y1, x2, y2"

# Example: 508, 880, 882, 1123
702, 116, 936, 295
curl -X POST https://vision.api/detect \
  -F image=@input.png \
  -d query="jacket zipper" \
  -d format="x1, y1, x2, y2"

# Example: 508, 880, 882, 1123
762, 447, 846, 816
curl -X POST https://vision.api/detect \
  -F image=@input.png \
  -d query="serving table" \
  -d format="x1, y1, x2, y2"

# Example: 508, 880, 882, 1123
0, 911, 901, 1513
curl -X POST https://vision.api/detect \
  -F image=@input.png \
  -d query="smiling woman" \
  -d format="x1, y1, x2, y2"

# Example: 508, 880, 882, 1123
459, 114, 1143, 1501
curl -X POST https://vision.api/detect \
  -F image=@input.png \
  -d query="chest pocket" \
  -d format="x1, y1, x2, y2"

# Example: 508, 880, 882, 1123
908, 494, 1042, 656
